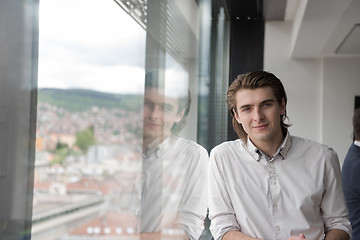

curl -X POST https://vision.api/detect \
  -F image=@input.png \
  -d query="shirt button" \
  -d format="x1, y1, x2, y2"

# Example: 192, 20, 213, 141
273, 203, 278, 209
275, 226, 280, 231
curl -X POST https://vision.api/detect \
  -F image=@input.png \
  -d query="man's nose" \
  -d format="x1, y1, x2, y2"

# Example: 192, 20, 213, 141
150, 105, 163, 119
253, 108, 264, 122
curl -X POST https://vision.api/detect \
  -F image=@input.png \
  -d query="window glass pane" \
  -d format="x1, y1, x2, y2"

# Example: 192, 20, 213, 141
34, 0, 216, 239
34, 0, 145, 239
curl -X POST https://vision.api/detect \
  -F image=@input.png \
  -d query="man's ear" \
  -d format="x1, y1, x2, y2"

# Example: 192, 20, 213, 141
175, 108, 185, 123
233, 109, 241, 124
280, 98, 286, 115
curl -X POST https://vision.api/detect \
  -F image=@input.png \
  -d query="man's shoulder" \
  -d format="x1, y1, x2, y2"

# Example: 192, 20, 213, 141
343, 144, 360, 167
210, 139, 244, 155
348, 143, 360, 154
171, 136, 208, 154
290, 135, 338, 161
290, 135, 333, 151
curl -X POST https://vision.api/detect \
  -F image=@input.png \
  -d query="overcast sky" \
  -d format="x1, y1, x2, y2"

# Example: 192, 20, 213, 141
38, 0, 146, 94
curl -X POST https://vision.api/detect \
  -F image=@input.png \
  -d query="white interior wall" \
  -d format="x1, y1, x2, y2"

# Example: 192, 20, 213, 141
264, 21, 322, 142
322, 58, 360, 162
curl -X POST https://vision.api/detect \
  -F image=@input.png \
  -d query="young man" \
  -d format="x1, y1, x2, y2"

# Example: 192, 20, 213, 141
342, 108, 360, 240
139, 71, 208, 240
208, 71, 351, 240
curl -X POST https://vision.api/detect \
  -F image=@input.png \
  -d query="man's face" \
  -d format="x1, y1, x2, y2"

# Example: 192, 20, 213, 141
143, 87, 184, 142
233, 87, 285, 147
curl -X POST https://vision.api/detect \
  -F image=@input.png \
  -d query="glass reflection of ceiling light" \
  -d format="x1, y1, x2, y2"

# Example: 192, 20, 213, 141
126, 227, 135, 234
116, 227, 123, 234
104, 227, 111, 234
113, 0, 147, 30
86, 227, 93, 234
94, 226, 101, 234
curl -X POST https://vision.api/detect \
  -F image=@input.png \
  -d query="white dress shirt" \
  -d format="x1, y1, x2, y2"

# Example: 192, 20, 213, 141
139, 135, 208, 239
208, 132, 351, 240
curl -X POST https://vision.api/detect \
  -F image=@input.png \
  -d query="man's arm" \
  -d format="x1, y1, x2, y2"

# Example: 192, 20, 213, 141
208, 148, 242, 240
140, 232, 189, 240
287, 234, 306, 240
179, 145, 209, 240
222, 230, 263, 240
325, 229, 350, 240
321, 148, 352, 238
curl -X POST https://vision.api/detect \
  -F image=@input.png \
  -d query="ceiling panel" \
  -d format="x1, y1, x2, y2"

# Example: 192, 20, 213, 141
336, 24, 360, 54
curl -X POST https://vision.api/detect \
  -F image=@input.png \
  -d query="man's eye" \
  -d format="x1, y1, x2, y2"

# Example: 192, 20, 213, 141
162, 104, 174, 112
241, 107, 250, 112
164, 107, 173, 112
144, 101, 152, 107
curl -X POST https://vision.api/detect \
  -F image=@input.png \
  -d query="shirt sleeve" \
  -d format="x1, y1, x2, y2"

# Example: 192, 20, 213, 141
179, 145, 209, 240
208, 147, 240, 240
321, 147, 352, 237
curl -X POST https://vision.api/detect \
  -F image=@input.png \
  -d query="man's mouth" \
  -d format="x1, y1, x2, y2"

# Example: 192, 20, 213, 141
253, 124, 268, 130
144, 121, 160, 128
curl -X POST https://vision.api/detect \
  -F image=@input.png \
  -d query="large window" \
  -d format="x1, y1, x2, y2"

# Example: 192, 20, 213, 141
34, 0, 146, 239
32, 0, 227, 239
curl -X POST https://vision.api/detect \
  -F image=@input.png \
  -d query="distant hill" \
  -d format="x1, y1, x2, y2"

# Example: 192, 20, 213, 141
38, 88, 143, 112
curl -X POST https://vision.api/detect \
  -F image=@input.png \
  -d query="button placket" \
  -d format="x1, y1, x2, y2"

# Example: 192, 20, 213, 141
269, 162, 278, 213
269, 162, 276, 185
268, 161, 282, 239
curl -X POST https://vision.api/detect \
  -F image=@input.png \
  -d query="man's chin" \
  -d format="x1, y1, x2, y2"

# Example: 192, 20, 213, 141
249, 133, 272, 142
143, 132, 158, 139
143, 129, 164, 139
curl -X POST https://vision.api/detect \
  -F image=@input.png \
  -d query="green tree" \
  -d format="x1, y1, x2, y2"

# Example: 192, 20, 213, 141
56, 142, 69, 150
75, 126, 95, 152
50, 142, 69, 165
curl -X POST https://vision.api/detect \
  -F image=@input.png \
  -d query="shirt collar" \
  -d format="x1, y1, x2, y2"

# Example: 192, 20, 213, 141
144, 135, 174, 158
245, 131, 292, 162
279, 131, 291, 158
245, 138, 261, 161
354, 140, 360, 147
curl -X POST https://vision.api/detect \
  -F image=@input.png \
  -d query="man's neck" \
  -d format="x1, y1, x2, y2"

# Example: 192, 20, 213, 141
143, 135, 167, 153
251, 133, 285, 158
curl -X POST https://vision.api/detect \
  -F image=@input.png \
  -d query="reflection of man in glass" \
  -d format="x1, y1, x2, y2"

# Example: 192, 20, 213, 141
138, 71, 208, 240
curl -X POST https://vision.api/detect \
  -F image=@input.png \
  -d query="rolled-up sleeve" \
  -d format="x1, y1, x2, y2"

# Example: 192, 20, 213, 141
321, 148, 352, 237
208, 147, 240, 240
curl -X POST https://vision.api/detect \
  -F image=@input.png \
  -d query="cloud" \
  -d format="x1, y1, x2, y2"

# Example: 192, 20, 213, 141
38, 0, 146, 94
164, 55, 189, 98
39, 60, 145, 94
